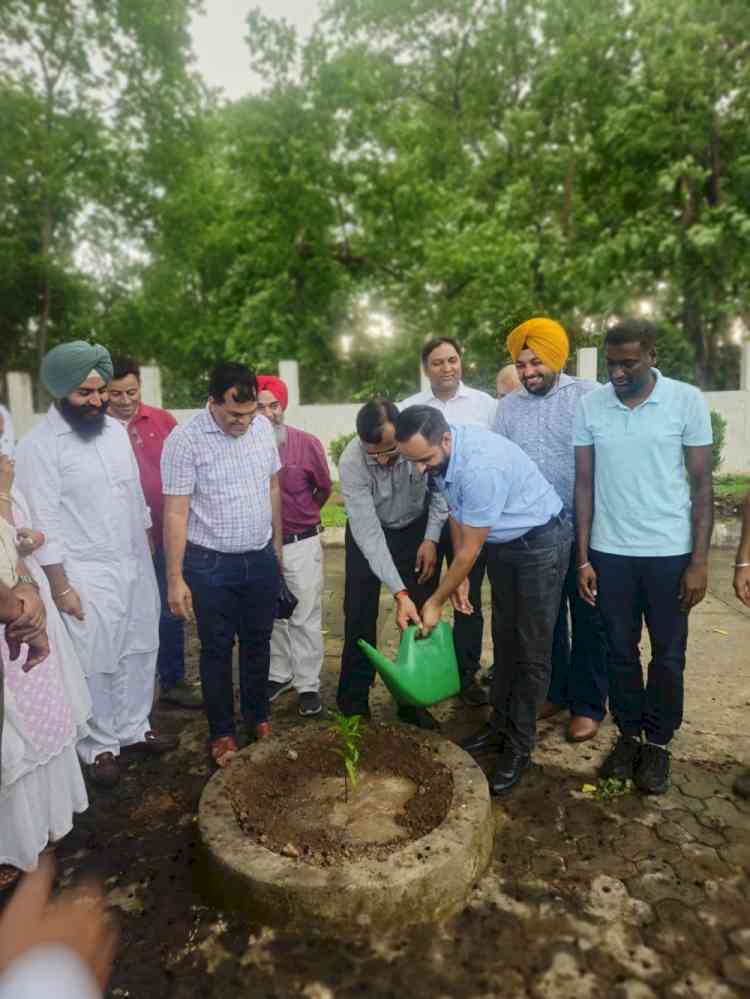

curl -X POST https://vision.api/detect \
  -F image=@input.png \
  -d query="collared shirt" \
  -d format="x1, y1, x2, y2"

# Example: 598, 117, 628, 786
494, 373, 598, 520
574, 369, 713, 556
278, 425, 332, 535
399, 381, 497, 428
338, 436, 449, 594
161, 407, 280, 554
15, 405, 152, 567
436, 424, 562, 544
118, 402, 177, 548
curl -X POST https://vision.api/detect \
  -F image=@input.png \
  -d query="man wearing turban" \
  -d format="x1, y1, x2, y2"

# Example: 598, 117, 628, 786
256, 375, 332, 717
496, 317, 608, 743
15, 341, 177, 788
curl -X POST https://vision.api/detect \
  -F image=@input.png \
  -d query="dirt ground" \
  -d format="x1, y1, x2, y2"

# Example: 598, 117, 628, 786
35, 546, 750, 996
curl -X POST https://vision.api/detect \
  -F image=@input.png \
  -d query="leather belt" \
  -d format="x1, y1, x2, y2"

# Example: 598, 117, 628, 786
283, 524, 324, 546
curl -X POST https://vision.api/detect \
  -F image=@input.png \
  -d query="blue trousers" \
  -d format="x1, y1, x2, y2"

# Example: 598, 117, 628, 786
591, 550, 691, 745
547, 544, 608, 720
153, 545, 186, 691
184, 542, 280, 740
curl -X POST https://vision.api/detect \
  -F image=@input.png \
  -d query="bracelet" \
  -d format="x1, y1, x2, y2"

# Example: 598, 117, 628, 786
394, 589, 408, 600
734, 562, 750, 568
577, 561, 591, 571
15, 574, 39, 591
53, 586, 73, 599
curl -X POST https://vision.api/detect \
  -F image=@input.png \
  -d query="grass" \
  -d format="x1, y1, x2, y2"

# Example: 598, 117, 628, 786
321, 480, 347, 528
714, 474, 750, 499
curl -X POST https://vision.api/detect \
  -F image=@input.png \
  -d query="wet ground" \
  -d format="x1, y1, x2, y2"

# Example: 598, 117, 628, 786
47, 546, 750, 997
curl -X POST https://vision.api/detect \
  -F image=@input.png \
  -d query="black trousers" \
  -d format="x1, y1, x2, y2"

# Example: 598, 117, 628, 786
437, 523, 487, 686
591, 550, 691, 745
487, 519, 568, 753
337, 513, 438, 715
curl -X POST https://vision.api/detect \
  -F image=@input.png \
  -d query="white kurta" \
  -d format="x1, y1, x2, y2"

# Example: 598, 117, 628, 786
15, 407, 159, 762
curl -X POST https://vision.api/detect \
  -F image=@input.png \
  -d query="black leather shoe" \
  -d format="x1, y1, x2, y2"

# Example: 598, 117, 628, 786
488, 745, 530, 795
397, 705, 440, 730
459, 724, 504, 755
460, 679, 489, 707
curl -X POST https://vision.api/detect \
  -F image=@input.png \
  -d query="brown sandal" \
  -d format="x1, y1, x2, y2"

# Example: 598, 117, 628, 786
210, 735, 238, 768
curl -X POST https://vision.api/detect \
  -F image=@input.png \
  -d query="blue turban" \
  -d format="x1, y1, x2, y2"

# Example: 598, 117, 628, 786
40, 341, 114, 400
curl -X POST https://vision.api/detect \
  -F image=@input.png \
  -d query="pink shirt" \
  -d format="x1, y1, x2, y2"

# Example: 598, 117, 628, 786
125, 403, 177, 547
278, 425, 332, 535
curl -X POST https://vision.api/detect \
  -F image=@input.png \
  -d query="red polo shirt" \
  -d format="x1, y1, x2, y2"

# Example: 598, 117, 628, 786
123, 402, 177, 547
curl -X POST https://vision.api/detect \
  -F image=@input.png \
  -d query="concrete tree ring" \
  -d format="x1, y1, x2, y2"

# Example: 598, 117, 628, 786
197, 729, 494, 933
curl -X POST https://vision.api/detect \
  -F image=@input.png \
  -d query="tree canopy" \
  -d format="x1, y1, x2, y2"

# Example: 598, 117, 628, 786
2, 0, 749, 401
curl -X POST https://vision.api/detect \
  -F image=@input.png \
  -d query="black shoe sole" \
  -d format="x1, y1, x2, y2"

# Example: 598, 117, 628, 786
268, 683, 294, 703
489, 758, 530, 796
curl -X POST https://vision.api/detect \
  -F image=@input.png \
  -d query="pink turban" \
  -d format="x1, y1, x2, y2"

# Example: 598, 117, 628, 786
256, 375, 289, 411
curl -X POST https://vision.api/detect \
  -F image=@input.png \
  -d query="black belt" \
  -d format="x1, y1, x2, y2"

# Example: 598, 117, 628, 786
283, 524, 324, 546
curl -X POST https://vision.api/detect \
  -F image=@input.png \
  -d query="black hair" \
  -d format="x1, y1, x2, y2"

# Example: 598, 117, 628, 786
356, 398, 400, 444
421, 336, 463, 367
111, 355, 141, 382
395, 405, 449, 444
605, 319, 657, 352
208, 362, 257, 404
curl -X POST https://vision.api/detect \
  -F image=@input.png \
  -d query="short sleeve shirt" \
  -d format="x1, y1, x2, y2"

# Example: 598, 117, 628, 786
574, 370, 713, 556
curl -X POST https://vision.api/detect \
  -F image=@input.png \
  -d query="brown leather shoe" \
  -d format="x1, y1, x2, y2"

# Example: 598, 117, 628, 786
255, 721, 272, 740
87, 751, 120, 788
123, 730, 179, 755
567, 715, 601, 743
538, 700, 565, 720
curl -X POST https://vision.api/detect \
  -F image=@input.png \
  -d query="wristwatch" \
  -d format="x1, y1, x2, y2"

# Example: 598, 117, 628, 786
15, 574, 40, 591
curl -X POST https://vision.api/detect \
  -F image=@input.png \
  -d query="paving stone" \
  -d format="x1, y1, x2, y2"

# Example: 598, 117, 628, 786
666, 972, 740, 998
530, 950, 601, 999
679, 843, 731, 879
609, 823, 658, 860
656, 818, 694, 846
721, 954, 750, 989
674, 813, 726, 847
704, 796, 750, 831
584, 875, 653, 927
672, 792, 706, 815
729, 928, 750, 955
531, 850, 567, 879
718, 841, 750, 869
627, 866, 705, 906
613, 983, 658, 999
677, 771, 724, 799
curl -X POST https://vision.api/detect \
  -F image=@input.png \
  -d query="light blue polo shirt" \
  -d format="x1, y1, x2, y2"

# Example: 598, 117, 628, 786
573, 370, 712, 556
437, 424, 562, 543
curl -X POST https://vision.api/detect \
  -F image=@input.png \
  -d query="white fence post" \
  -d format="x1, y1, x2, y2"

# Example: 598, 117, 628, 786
6, 371, 35, 438
139, 365, 163, 408
279, 360, 301, 408
576, 347, 598, 381
740, 342, 750, 393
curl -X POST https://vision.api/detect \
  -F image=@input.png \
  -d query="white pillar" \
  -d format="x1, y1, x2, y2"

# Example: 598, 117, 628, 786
576, 347, 598, 382
419, 363, 430, 393
278, 360, 300, 408
740, 342, 750, 392
6, 371, 35, 439
139, 365, 163, 408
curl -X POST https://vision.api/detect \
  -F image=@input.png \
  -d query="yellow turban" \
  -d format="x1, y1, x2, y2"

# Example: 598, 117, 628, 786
506, 317, 569, 372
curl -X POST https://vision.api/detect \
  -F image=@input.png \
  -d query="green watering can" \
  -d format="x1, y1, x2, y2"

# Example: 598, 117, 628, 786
357, 621, 461, 708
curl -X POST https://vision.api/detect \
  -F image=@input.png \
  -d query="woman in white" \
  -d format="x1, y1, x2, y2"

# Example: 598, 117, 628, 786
0, 455, 91, 891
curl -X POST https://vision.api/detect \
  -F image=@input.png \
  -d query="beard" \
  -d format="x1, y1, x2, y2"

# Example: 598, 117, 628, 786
58, 397, 109, 438
426, 452, 451, 479
273, 423, 287, 446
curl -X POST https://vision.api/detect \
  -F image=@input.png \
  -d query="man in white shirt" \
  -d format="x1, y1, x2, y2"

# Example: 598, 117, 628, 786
400, 337, 497, 706
15, 341, 176, 789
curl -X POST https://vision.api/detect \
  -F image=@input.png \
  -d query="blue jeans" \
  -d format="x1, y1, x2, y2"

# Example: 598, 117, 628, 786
547, 544, 608, 720
591, 550, 691, 745
184, 542, 280, 740
153, 545, 186, 690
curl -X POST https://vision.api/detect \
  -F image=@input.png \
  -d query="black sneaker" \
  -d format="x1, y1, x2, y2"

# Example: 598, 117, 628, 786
298, 692, 322, 717
268, 679, 294, 703
634, 743, 671, 795
460, 679, 489, 707
397, 705, 440, 730
599, 736, 641, 781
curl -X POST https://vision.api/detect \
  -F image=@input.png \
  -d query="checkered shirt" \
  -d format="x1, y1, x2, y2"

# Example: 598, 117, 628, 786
161, 407, 281, 553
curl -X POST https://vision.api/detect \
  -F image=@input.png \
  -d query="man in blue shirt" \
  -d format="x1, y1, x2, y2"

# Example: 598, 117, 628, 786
575, 320, 713, 795
395, 406, 569, 793
498, 317, 607, 743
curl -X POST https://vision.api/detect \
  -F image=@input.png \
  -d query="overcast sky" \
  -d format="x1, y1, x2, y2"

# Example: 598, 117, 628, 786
190, 1, 322, 100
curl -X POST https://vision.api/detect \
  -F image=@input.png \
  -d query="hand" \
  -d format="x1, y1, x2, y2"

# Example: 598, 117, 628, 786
0, 453, 14, 494
55, 586, 85, 621
414, 540, 438, 584
734, 565, 750, 607
577, 563, 598, 607
679, 561, 707, 612
395, 592, 421, 631
8, 584, 46, 639
449, 577, 474, 615
168, 575, 194, 621
7, 630, 51, 670
418, 597, 442, 638
16, 528, 45, 556
0, 854, 117, 992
